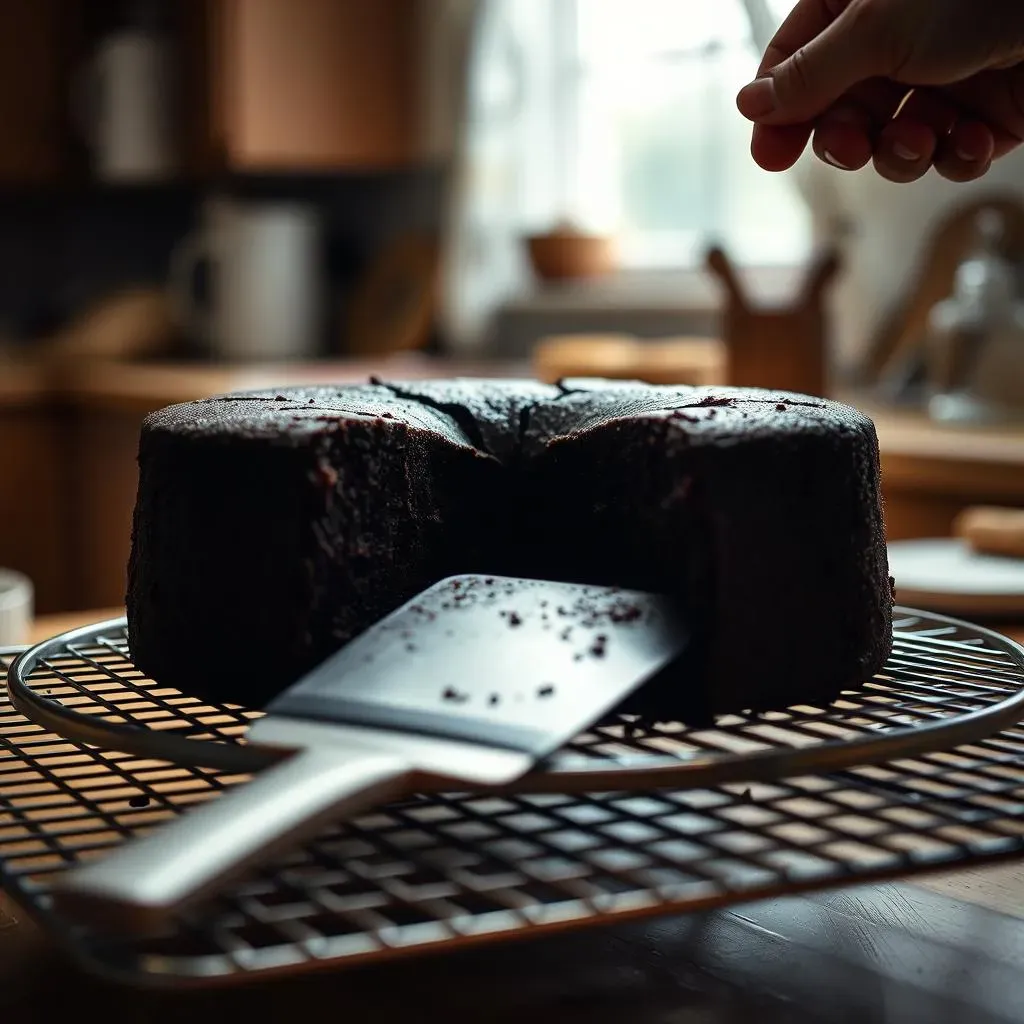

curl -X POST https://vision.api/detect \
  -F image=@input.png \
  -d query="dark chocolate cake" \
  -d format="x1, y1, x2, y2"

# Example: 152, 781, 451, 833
126, 377, 892, 718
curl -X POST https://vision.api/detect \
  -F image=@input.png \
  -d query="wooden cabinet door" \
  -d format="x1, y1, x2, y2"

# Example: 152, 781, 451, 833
212, 0, 418, 171
0, 0, 76, 183
0, 399, 70, 614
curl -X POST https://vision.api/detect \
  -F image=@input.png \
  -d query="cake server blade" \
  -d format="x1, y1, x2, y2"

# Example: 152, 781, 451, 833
50, 574, 689, 934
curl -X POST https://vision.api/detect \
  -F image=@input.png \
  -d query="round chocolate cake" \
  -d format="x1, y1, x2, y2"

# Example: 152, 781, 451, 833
126, 377, 892, 719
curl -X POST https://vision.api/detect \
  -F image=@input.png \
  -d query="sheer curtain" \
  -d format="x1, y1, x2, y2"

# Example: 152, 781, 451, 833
435, 0, 562, 354
434, 0, 813, 355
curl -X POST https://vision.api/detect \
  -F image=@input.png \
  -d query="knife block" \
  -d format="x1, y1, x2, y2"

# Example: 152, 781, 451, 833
705, 245, 841, 397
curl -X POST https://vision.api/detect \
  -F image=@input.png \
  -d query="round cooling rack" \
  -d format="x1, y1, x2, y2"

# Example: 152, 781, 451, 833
8, 609, 1024, 792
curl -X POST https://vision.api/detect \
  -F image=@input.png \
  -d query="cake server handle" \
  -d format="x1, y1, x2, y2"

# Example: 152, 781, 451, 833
49, 746, 413, 935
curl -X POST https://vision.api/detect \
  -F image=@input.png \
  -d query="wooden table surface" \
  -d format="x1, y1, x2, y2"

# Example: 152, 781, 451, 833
5, 609, 1024, 1022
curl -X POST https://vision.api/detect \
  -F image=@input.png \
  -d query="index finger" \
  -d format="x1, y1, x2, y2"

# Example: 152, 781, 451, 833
756, 0, 851, 76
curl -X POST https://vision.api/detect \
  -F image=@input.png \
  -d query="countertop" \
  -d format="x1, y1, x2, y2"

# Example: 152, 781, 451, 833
5, 354, 1023, 610
0, 353, 533, 413
5, 354, 1023, 496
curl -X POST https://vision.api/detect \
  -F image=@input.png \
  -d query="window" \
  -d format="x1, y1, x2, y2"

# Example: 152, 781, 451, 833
547, 0, 810, 268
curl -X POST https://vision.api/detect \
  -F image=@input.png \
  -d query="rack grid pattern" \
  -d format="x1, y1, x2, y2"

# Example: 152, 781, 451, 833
2, 611, 1024, 988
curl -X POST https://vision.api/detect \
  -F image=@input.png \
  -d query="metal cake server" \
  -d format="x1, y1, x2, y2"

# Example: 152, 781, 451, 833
51, 574, 689, 934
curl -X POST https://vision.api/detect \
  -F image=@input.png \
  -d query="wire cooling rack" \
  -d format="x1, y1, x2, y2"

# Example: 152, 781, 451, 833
3, 609, 1024, 989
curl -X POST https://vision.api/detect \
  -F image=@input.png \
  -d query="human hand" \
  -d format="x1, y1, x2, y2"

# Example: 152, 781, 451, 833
736, 0, 1024, 182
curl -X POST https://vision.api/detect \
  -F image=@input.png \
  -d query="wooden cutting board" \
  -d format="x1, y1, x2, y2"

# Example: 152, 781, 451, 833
532, 335, 726, 386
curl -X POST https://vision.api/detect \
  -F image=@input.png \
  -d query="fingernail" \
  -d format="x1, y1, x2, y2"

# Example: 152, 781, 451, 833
956, 146, 977, 162
893, 142, 921, 162
737, 77, 776, 119
823, 150, 853, 170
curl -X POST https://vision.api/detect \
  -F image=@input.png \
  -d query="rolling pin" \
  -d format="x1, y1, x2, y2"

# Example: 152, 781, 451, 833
954, 506, 1024, 559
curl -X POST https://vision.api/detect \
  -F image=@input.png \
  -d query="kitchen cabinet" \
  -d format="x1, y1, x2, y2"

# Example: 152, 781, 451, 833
190, 0, 420, 173
0, 0, 78, 183
0, 366, 70, 613
0, 0, 421, 187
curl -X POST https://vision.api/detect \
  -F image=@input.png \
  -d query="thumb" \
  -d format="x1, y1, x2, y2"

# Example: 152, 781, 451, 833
739, 3, 892, 124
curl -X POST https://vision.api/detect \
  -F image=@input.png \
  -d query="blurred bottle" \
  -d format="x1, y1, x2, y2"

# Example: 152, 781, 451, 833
73, 0, 178, 183
927, 208, 1024, 425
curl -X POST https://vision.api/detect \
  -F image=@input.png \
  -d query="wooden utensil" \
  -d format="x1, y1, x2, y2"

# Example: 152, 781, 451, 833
344, 233, 440, 356
955, 506, 1024, 559
38, 287, 177, 364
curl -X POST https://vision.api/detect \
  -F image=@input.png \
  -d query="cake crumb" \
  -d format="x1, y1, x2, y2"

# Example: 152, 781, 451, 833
537, 684, 555, 698
442, 686, 468, 703
670, 410, 701, 424
609, 604, 642, 623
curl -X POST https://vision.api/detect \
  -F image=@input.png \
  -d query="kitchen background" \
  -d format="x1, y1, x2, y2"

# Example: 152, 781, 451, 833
3, 0, 1024, 623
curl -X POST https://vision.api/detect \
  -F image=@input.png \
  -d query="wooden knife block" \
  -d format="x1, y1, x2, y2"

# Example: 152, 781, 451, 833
705, 245, 840, 397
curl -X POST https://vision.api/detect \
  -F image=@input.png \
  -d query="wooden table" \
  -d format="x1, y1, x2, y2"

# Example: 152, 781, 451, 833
5, 610, 1024, 1022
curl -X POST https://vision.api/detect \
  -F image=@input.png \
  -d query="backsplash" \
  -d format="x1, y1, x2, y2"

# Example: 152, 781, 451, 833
0, 167, 445, 354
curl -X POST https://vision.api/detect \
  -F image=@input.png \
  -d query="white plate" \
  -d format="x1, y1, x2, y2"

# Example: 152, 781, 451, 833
888, 538, 1024, 616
